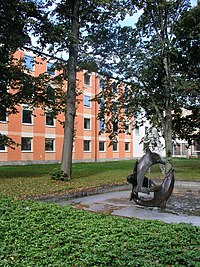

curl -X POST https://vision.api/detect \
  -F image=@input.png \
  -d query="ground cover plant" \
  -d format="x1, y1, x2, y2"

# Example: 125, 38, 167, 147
1, 195, 200, 267
0, 158, 199, 199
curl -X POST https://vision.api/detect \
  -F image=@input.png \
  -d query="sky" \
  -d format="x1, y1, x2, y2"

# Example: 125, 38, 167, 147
120, 0, 198, 27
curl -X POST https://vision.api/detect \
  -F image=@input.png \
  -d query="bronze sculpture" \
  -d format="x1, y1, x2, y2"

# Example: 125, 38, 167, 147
127, 148, 175, 208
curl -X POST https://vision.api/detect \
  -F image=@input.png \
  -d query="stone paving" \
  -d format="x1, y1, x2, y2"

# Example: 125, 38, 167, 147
43, 181, 200, 227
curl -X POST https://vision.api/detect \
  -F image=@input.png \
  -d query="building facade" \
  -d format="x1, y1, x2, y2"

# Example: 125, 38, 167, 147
0, 50, 133, 165
0, 50, 198, 165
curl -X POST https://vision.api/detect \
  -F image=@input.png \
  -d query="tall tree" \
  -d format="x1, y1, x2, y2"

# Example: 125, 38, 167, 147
38, 0, 134, 178
95, 0, 199, 171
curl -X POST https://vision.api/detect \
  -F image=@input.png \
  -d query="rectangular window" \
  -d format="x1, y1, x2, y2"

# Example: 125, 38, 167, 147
22, 106, 33, 124
46, 112, 55, 126
99, 78, 104, 90
45, 138, 55, 151
113, 121, 118, 132
99, 141, 105, 152
0, 107, 7, 122
84, 118, 91, 130
24, 55, 34, 70
0, 143, 6, 151
84, 95, 91, 107
125, 142, 130, 151
84, 73, 91, 86
99, 120, 105, 131
113, 142, 118, 152
21, 137, 32, 151
135, 127, 139, 135
47, 62, 55, 76
84, 140, 90, 151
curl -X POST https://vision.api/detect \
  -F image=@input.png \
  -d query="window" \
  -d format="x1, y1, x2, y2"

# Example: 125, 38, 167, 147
24, 55, 34, 70
21, 137, 32, 151
113, 121, 118, 132
84, 140, 91, 151
45, 138, 55, 151
0, 143, 6, 151
84, 95, 91, 107
99, 141, 105, 152
145, 126, 149, 134
0, 107, 7, 122
47, 62, 55, 76
99, 120, 105, 131
99, 78, 104, 90
84, 72, 91, 86
84, 118, 91, 130
46, 85, 55, 104
135, 127, 139, 135
125, 142, 130, 151
46, 112, 55, 126
22, 106, 33, 124
113, 142, 118, 151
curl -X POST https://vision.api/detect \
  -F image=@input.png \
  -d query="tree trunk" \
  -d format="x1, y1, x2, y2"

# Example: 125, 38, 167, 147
163, 53, 173, 172
61, 0, 79, 178
164, 107, 172, 172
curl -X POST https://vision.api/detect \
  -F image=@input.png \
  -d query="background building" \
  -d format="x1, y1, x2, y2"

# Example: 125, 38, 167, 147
0, 50, 133, 165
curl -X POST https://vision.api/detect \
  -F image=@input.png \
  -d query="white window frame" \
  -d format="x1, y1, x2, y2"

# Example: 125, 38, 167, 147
45, 111, 55, 127
22, 105, 33, 125
45, 138, 55, 152
99, 141, 106, 152
84, 140, 91, 152
125, 142, 130, 152
84, 72, 91, 86
21, 137, 32, 152
84, 118, 91, 130
84, 95, 91, 107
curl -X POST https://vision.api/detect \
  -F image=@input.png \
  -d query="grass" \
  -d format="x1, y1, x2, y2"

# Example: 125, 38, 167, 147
1, 195, 200, 267
0, 158, 199, 198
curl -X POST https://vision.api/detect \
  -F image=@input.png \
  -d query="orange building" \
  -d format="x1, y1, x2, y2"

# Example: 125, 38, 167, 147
0, 50, 133, 165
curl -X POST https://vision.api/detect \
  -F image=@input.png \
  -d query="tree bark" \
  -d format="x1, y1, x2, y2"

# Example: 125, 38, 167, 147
61, 0, 79, 178
163, 54, 173, 172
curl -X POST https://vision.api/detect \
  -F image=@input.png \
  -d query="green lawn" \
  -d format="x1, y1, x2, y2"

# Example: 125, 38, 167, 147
0, 158, 199, 199
1, 195, 200, 267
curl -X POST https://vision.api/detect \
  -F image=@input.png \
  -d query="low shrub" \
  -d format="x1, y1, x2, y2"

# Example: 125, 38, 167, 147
1, 195, 200, 266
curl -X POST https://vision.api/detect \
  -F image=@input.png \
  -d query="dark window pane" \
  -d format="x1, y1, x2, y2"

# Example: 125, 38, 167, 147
84, 73, 90, 86
22, 109, 32, 124
46, 112, 54, 126
45, 138, 54, 151
84, 118, 90, 129
84, 140, 90, 151
99, 141, 105, 151
21, 137, 32, 151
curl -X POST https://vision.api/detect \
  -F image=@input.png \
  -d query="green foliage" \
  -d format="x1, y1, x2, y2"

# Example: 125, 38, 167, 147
0, 195, 200, 266
50, 168, 70, 182
94, 1, 199, 157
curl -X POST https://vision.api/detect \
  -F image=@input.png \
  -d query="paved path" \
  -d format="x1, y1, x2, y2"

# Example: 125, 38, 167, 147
49, 181, 200, 227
